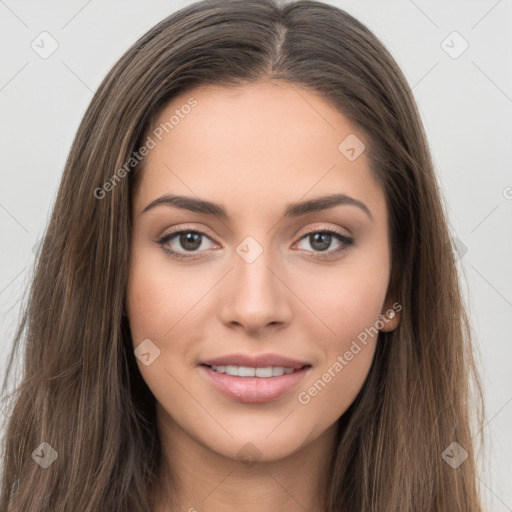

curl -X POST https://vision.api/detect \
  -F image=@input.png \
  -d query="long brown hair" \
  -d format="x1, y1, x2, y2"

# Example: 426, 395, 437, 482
0, 0, 485, 510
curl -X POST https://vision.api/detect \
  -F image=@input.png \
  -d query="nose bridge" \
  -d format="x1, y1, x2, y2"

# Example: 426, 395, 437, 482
218, 233, 292, 332
235, 234, 279, 312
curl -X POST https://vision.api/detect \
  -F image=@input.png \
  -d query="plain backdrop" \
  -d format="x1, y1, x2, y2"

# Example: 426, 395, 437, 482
1, 0, 511, 509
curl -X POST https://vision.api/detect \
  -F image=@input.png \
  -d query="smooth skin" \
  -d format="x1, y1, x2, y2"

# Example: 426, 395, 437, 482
127, 80, 401, 512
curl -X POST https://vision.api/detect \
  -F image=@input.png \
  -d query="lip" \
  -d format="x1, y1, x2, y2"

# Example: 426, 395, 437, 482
200, 353, 309, 370
198, 353, 312, 404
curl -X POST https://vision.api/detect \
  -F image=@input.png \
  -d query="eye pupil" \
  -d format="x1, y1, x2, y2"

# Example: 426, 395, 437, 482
180, 232, 201, 251
310, 233, 331, 252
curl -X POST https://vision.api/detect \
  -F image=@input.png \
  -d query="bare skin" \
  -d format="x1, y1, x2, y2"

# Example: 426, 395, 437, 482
127, 80, 401, 512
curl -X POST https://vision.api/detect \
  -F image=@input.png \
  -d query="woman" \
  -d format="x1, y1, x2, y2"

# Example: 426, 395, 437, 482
0, 0, 485, 510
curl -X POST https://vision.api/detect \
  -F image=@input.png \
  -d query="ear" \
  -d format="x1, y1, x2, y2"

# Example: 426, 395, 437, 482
379, 295, 402, 332
379, 265, 402, 332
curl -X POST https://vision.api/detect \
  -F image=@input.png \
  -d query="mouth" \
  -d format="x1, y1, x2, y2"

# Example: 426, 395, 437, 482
198, 358, 312, 403
200, 363, 310, 377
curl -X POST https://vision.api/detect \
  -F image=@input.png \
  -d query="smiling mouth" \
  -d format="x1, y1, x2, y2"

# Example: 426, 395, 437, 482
201, 364, 311, 378
199, 363, 312, 403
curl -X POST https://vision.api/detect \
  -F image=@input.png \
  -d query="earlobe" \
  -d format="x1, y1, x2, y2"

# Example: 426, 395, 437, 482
379, 303, 401, 332
378, 288, 402, 332
380, 263, 401, 332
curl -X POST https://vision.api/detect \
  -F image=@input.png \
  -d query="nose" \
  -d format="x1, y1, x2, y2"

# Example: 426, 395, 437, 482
217, 244, 293, 337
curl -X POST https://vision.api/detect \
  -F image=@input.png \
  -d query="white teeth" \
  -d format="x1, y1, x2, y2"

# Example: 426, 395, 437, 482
238, 366, 255, 377
225, 365, 239, 376
256, 367, 273, 377
209, 365, 298, 377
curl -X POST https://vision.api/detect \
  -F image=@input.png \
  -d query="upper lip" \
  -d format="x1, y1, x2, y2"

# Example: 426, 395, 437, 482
200, 353, 310, 370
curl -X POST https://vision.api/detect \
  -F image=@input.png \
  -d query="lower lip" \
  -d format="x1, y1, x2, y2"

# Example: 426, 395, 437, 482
198, 365, 311, 403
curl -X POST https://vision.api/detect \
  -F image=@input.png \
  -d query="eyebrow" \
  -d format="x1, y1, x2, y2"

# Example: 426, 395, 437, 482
142, 193, 373, 221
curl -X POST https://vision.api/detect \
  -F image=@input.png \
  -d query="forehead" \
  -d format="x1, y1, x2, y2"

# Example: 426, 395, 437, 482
136, 80, 386, 221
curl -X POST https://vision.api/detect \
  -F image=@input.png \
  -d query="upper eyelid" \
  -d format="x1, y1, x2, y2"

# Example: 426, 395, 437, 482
159, 225, 218, 245
159, 223, 351, 238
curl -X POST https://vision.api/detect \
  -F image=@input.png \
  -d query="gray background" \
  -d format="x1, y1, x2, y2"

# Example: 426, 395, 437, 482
1, 1, 511, 509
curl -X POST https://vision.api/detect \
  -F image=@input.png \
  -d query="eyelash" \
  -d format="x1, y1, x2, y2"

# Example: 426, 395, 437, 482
157, 226, 354, 261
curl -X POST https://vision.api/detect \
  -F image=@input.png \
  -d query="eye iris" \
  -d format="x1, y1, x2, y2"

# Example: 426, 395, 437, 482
180, 232, 201, 251
310, 233, 331, 251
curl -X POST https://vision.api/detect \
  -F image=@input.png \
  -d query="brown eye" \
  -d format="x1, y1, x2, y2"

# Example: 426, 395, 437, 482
157, 230, 216, 260
178, 232, 202, 251
308, 232, 333, 252
295, 229, 353, 259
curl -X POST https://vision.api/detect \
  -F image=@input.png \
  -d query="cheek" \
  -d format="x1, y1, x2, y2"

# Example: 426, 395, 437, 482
296, 341, 376, 424
127, 247, 219, 393
294, 257, 389, 345
293, 252, 388, 416
127, 247, 203, 342
126, 252, 204, 405
295, 273, 382, 419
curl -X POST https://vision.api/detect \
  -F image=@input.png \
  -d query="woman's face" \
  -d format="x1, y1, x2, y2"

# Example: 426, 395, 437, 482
127, 80, 400, 463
